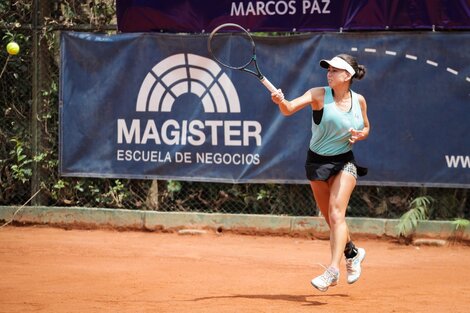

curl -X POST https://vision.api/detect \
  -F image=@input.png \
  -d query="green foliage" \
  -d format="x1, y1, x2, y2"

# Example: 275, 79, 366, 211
167, 180, 182, 193
452, 218, 470, 231
9, 139, 32, 183
396, 196, 434, 237
449, 218, 469, 244
0, 1, 123, 208
49, 0, 117, 27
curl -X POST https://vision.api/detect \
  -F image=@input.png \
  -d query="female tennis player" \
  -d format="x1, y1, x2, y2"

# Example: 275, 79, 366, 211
271, 54, 370, 292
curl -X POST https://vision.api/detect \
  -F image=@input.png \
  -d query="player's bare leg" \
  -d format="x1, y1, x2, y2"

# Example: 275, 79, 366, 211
309, 172, 362, 291
327, 171, 356, 271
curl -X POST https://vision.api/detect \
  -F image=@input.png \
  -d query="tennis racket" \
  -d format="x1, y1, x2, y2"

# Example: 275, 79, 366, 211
207, 23, 277, 93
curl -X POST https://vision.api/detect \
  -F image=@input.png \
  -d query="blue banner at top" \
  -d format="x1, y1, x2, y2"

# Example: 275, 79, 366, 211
116, 0, 470, 33
60, 31, 470, 187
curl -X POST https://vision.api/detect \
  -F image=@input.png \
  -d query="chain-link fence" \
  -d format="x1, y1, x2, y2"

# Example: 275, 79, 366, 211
1, 1, 468, 221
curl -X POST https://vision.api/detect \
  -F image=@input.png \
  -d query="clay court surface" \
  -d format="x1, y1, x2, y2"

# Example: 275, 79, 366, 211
1, 226, 469, 313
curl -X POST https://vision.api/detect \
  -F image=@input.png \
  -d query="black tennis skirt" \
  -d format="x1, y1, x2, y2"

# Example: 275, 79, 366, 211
305, 149, 368, 181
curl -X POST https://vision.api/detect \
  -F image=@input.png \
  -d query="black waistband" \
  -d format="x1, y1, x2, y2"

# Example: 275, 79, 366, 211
307, 150, 355, 163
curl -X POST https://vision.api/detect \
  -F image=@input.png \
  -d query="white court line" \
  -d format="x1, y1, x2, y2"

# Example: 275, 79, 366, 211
364, 48, 376, 53
426, 60, 438, 67
406, 54, 418, 60
385, 50, 397, 56
351, 47, 358, 52
466, 77, 470, 83
446, 68, 458, 75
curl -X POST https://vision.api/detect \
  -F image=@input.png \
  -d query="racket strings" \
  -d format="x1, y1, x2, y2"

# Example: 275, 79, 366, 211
209, 29, 255, 69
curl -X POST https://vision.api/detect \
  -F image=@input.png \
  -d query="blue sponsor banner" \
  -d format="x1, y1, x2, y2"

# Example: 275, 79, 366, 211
116, 0, 470, 33
60, 31, 470, 187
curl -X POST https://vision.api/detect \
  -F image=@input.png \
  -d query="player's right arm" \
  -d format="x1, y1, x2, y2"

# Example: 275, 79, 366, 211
271, 87, 324, 116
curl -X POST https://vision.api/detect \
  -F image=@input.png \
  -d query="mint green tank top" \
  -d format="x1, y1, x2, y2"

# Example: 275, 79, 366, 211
309, 87, 364, 156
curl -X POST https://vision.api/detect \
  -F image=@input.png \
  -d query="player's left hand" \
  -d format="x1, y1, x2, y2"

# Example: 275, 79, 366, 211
349, 128, 365, 144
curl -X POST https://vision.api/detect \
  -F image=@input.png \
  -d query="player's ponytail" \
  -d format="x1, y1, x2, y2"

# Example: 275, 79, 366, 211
355, 64, 366, 80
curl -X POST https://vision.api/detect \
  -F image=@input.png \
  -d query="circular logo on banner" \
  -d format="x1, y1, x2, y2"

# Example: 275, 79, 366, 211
136, 53, 240, 113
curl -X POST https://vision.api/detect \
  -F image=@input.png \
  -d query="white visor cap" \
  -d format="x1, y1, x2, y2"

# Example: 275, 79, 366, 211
320, 56, 355, 76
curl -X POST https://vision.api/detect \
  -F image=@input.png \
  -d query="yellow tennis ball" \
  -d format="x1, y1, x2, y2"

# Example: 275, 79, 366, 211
6, 42, 20, 55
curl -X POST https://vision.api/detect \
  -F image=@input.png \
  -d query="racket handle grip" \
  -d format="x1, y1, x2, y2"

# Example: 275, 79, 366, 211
260, 77, 277, 93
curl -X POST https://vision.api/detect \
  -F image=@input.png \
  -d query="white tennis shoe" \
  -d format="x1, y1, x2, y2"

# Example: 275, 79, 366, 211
346, 247, 366, 284
311, 267, 339, 292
